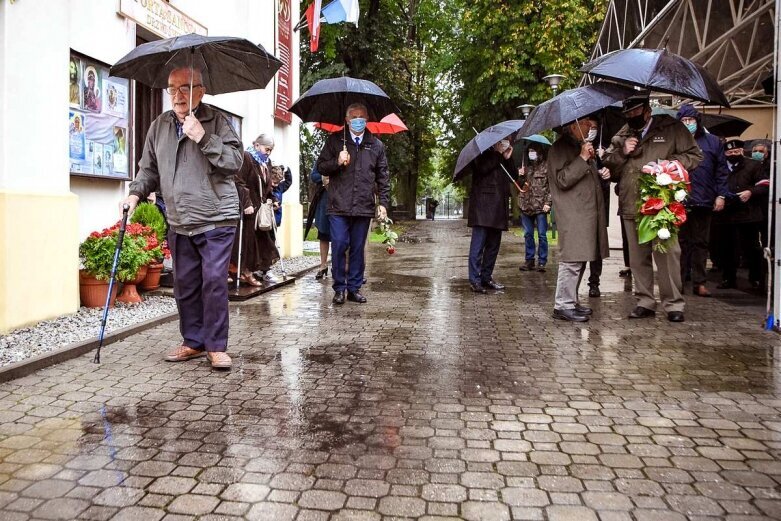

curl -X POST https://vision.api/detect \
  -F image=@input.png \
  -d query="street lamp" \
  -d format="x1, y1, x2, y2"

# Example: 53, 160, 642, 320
518, 103, 535, 119
543, 74, 565, 96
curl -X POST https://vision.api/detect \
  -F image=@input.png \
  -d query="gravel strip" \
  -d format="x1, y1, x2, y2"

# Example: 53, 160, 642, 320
0, 256, 319, 369
0, 296, 177, 368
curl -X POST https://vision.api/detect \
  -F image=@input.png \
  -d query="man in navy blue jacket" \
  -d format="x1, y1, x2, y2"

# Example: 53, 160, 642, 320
676, 104, 729, 297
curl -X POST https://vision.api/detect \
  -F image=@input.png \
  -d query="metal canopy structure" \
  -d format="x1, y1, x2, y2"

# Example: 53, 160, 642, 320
588, 0, 775, 107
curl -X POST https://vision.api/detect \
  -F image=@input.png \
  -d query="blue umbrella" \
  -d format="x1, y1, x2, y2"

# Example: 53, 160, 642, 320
521, 134, 552, 146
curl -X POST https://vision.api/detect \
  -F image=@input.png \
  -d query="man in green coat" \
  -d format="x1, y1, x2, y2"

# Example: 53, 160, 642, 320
603, 95, 703, 322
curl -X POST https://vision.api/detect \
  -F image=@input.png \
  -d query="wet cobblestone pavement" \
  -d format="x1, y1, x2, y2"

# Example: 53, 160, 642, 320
1, 220, 780, 520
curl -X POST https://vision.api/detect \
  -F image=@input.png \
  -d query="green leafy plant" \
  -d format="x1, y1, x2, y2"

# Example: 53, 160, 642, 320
79, 224, 153, 282
376, 217, 399, 254
130, 202, 167, 243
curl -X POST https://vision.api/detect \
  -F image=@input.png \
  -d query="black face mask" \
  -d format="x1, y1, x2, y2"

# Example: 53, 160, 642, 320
726, 155, 743, 166
626, 114, 647, 130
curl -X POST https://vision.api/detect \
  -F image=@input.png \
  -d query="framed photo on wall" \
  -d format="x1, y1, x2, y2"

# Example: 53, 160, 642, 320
69, 50, 131, 181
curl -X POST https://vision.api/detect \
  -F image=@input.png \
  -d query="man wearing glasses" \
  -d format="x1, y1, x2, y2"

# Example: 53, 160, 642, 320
121, 67, 243, 369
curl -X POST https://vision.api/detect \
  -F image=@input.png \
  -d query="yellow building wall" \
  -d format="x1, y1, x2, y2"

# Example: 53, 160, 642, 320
0, 191, 80, 334
279, 202, 304, 258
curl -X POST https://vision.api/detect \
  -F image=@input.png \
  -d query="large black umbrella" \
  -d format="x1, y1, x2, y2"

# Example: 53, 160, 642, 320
452, 120, 525, 182
580, 48, 730, 107
110, 34, 282, 95
700, 113, 752, 138
519, 83, 638, 137
289, 76, 398, 124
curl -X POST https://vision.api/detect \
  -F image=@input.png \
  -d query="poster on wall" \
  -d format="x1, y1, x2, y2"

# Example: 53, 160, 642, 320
69, 50, 131, 180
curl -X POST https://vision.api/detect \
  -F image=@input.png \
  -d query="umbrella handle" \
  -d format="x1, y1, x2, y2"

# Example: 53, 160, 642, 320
94, 204, 129, 364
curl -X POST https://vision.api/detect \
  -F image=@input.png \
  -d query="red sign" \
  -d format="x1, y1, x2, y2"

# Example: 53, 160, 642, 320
274, 0, 293, 124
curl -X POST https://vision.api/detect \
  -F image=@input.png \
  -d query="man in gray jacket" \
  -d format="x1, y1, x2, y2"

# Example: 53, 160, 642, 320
121, 67, 242, 369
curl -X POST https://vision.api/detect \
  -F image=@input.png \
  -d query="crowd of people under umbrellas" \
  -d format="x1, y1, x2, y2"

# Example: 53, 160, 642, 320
110, 35, 772, 370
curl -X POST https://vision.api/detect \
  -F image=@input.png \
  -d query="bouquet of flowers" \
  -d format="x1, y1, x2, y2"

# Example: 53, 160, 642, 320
637, 159, 690, 253
376, 217, 399, 254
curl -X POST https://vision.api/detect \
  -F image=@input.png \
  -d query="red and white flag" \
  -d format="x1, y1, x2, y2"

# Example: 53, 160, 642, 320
305, 0, 323, 52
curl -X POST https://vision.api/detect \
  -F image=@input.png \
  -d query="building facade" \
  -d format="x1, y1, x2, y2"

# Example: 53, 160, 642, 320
0, 0, 302, 333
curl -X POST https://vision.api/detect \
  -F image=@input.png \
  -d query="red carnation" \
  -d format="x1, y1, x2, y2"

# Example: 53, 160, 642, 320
669, 202, 687, 226
386, 246, 396, 255
640, 197, 665, 215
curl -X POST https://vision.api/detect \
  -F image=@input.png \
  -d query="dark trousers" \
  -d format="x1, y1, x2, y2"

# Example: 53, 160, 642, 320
168, 226, 235, 352
469, 226, 502, 284
588, 259, 602, 287
679, 207, 712, 286
330, 215, 371, 293
722, 222, 763, 284
620, 218, 630, 267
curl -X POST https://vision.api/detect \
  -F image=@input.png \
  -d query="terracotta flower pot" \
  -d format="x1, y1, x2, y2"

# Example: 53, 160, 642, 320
117, 265, 148, 304
140, 261, 164, 291
79, 271, 118, 308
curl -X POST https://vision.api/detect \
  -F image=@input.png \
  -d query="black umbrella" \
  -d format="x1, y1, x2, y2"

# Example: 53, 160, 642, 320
700, 113, 752, 138
519, 83, 638, 137
289, 76, 398, 125
452, 120, 525, 182
580, 48, 730, 107
110, 33, 282, 97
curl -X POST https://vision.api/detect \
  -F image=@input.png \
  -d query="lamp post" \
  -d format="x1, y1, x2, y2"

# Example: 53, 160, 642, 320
543, 74, 565, 96
518, 103, 535, 119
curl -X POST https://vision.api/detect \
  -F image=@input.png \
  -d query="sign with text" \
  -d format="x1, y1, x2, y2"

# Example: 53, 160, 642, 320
119, 0, 207, 39
274, 0, 293, 124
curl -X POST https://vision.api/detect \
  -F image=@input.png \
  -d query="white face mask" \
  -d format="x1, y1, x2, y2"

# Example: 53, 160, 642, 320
528, 151, 538, 161
585, 128, 598, 142
496, 139, 510, 153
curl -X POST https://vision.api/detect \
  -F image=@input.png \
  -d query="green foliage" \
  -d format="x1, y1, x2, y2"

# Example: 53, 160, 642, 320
79, 231, 152, 282
130, 202, 167, 243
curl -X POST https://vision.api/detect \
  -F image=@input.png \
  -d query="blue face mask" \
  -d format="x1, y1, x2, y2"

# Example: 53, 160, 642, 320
258, 153, 269, 163
752, 151, 765, 162
685, 122, 697, 134
349, 117, 367, 134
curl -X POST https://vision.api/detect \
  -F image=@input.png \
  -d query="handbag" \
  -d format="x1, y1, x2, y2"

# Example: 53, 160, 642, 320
255, 170, 275, 231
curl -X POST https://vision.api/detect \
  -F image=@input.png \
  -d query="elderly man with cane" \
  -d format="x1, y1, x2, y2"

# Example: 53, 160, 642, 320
121, 67, 243, 369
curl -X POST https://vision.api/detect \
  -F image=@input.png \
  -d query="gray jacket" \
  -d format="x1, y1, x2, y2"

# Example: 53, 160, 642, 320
129, 103, 243, 235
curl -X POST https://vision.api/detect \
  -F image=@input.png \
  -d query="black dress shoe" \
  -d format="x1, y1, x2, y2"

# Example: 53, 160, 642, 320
483, 280, 505, 291
553, 308, 589, 322
628, 306, 656, 319
717, 280, 737, 289
347, 291, 367, 303
332, 291, 346, 305
667, 311, 685, 322
588, 285, 601, 298
470, 282, 487, 293
574, 304, 593, 316
618, 268, 631, 278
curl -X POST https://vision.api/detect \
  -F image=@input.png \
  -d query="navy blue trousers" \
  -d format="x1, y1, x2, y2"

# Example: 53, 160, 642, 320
468, 226, 502, 285
168, 226, 235, 352
329, 215, 371, 293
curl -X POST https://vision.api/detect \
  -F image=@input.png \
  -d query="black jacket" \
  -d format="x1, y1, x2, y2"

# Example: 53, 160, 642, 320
723, 157, 769, 224
467, 149, 516, 230
316, 130, 390, 218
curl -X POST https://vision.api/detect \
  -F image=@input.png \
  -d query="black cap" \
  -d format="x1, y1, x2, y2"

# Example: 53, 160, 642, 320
622, 94, 650, 113
724, 139, 744, 151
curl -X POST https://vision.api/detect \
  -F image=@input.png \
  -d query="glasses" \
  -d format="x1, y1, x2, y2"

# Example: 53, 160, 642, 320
166, 84, 203, 95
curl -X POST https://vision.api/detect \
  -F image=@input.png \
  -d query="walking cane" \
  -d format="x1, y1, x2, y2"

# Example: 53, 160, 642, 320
94, 204, 130, 364
235, 216, 243, 290
272, 215, 286, 277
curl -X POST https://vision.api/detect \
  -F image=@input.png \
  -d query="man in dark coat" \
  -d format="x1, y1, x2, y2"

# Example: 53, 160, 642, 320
675, 104, 729, 297
603, 95, 703, 322
718, 139, 770, 290
548, 116, 610, 322
467, 139, 515, 293
316, 103, 390, 305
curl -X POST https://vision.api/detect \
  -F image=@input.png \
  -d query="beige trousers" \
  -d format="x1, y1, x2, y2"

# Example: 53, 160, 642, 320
624, 218, 685, 313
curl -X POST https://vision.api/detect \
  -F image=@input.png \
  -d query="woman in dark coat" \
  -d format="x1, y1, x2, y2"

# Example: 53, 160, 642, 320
310, 166, 331, 279
230, 148, 279, 285
467, 140, 516, 292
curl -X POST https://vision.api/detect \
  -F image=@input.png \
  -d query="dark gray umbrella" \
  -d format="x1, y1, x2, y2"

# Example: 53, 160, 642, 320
289, 77, 398, 125
580, 48, 730, 107
110, 34, 282, 95
452, 120, 525, 182
519, 83, 638, 137
700, 113, 753, 138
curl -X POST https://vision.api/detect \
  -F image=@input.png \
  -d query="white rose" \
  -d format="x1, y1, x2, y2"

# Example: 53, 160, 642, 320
656, 173, 674, 186
657, 228, 671, 240
674, 189, 687, 202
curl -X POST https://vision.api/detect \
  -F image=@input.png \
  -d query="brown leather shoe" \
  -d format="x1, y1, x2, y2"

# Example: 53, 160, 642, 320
693, 284, 712, 297
207, 351, 232, 369
165, 345, 205, 362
